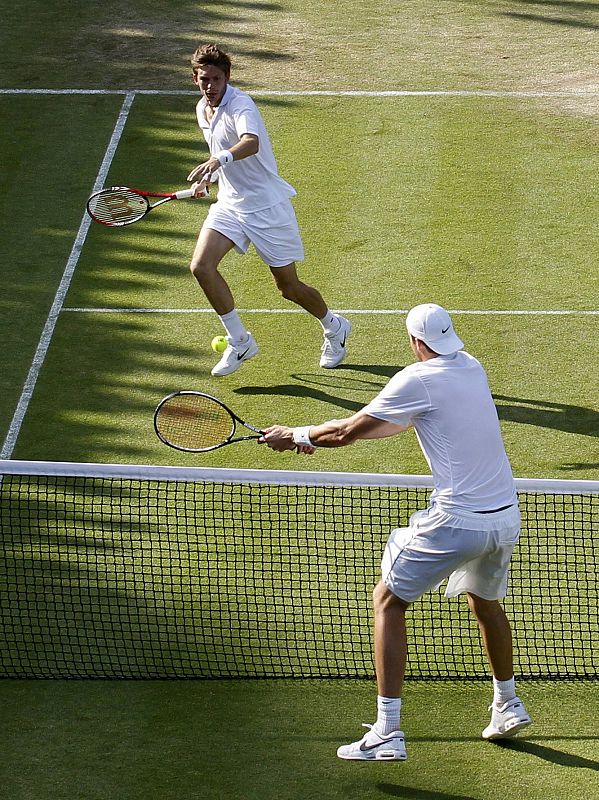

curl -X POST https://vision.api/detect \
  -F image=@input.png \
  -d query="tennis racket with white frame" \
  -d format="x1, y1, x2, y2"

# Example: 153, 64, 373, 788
86, 185, 208, 227
154, 391, 264, 452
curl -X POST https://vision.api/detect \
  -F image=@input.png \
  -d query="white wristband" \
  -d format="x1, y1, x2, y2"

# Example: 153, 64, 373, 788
292, 426, 314, 447
215, 149, 234, 166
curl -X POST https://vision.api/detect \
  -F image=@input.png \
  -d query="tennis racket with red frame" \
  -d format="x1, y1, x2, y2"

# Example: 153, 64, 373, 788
86, 185, 208, 227
153, 391, 264, 452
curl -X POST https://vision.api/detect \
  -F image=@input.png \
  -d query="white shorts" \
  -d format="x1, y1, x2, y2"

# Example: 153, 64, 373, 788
203, 199, 305, 267
381, 503, 521, 603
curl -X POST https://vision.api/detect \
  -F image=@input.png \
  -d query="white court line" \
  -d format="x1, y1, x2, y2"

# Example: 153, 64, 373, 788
62, 307, 599, 316
1, 88, 597, 98
0, 92, 135, 460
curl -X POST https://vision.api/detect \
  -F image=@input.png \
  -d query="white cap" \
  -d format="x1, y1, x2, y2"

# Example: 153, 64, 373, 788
405, 303, 463, 355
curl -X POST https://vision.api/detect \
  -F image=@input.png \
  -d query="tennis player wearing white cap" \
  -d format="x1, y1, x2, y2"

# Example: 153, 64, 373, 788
260, 303, 531, 761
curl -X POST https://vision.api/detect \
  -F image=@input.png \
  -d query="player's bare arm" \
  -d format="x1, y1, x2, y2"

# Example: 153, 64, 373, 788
260, 412, 409, 453
187, 133, 260, 187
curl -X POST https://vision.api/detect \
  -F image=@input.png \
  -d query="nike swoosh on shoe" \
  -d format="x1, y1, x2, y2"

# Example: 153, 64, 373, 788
359, 735, 398, 752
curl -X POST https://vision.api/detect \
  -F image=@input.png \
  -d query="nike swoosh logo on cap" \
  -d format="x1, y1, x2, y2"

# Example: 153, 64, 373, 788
441, 325, 450, 334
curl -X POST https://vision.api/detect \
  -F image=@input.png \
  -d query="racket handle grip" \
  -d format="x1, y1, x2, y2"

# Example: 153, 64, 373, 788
175, 188, 203, 199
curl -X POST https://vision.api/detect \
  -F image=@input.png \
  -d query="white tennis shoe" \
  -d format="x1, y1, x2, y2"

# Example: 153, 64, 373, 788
320, 315, 351, 368
211, 333, 259, 377
482, 697, 532, 740
337, 723, 407, 761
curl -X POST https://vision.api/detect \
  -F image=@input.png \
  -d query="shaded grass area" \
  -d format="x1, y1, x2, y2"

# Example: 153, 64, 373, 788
0, 94, 126, 444
10, 311, 598, 478
1, 680, 597, 800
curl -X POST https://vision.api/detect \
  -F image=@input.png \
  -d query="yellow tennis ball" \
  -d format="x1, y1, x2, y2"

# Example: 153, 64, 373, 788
211, 335, 228, 353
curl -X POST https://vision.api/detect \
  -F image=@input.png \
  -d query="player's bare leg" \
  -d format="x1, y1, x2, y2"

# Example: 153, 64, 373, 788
373, 581, 409, 697
190, 228, 258, 376
190, 227, 236, 315
467, 594, 512, 680
269, 262, 328, 318
468, 593, 532, 739
270, 263, 351, 368
337, 581, 407, 760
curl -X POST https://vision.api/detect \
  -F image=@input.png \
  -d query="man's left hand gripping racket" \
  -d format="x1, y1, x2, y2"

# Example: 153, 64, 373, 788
154, 391, 264, 452
86, 186, 208, 227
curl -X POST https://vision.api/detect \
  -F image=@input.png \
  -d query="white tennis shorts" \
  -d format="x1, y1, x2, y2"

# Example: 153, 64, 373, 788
203, 199, 305, 267
381, 503, 521, 603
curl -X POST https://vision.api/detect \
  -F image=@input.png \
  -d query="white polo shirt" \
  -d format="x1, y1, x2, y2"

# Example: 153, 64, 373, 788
196, 84, 296, 212
362, 351, 517, 514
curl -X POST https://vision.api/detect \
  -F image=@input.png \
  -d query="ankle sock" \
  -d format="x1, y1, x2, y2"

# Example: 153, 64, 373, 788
375, 696, 402, 735
493, 676, 516, 708
319, 311, 340, 336
218, 310, 247, 343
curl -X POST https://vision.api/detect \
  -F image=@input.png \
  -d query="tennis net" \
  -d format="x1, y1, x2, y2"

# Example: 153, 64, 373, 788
0, 459, 597, 680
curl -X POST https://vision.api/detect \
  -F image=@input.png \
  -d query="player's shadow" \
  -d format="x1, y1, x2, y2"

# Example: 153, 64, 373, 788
237, 368, 599, 444
376, 737, 599, 798
376, 786, 478, 800
501, 1, 599, 32
234, 364, 403, 410
495, 738, 599, 770
493, 394, 599, 438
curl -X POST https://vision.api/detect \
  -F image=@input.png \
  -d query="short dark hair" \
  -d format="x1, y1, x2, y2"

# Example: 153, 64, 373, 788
410, 334, 439, 356
191, 44, 231, 78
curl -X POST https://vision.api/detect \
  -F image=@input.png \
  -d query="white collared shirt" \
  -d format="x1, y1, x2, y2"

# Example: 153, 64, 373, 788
362, 351, 517, 513
196, 84, 296, 212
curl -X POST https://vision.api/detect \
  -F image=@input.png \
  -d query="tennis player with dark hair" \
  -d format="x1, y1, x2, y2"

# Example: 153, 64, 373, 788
187, 43, 350, 376
260, 303, 532, 761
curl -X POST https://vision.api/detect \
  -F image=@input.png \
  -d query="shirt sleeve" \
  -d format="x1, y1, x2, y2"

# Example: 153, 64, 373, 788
232, 97, 263, 138
362, 368, 431, 428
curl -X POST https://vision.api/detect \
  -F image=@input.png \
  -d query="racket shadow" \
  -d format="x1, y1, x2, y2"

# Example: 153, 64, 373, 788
234, 383, 363, 413
234, 365, 407, 409
335, 362, 404, 379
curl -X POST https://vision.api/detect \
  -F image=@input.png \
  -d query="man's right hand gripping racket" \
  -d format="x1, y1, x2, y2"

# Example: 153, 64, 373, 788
154, 391, 264, 452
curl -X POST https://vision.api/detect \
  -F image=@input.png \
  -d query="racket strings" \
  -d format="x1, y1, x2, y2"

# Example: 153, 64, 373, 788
155, 395, 234, 450
88, 189, 149, 225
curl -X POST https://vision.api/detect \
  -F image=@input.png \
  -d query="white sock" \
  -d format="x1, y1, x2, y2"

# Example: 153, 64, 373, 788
319, 311, 340, 336
493, 676, 516, 708
218, 310, 248, 343
375, 696, 402, 735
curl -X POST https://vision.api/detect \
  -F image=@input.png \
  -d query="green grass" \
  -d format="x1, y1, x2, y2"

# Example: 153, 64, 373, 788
9, 309, 599, 477
1, 3, 597, 800
68, 94, 599, 312
2, 1, 598, 99
1, 680, 597, 800
4, 95, 598, 476
0, 94, 127, 436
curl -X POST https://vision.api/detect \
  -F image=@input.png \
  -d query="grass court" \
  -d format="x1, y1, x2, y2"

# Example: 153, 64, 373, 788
0, 2, 597, 798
